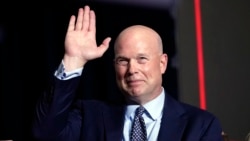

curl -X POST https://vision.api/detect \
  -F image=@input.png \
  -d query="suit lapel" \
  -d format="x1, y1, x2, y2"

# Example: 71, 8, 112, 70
102, 94, 188, 141
103, 104, 125, 141
157, 94, 187, 141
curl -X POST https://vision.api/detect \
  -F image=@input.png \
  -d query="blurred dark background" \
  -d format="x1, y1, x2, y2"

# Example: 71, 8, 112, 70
1, 0, 250, 140
0, 0, 178, 140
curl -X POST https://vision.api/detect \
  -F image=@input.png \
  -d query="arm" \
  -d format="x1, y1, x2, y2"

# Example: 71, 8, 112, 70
32, 5, 111, 141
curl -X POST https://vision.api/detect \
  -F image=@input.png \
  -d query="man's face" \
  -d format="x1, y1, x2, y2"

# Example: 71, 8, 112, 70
114, 32, 167, 104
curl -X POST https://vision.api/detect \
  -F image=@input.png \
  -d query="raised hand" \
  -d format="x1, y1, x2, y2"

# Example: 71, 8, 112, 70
63, 5, 111, 71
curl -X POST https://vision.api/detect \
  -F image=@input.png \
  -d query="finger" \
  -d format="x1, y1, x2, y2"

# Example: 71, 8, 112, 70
82, 5, 90, 31
75, 8, 84, 30
102, 37, 112, 47
97, 37, 112, 56
89, 10, 96, 35
67, 15, 76, 32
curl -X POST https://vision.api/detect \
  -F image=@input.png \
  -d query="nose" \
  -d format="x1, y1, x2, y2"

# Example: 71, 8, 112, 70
127, 59, 138, 74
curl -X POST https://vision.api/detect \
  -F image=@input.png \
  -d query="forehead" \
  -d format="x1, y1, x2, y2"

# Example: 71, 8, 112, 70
115, 39, 158, 58
115, 32, 159, 55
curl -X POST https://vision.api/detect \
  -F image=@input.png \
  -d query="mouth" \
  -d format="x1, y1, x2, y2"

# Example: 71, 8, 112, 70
126, 80, 143, 86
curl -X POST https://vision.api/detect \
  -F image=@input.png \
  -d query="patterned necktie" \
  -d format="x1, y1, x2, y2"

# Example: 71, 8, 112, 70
130, 106, 147, 141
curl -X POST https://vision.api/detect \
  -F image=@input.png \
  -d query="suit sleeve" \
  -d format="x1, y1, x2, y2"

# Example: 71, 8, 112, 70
32, 76, 83, 141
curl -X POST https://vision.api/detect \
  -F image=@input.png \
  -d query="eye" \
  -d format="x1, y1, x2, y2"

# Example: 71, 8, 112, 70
116, 58, 129, 66
137, 56, 148, 64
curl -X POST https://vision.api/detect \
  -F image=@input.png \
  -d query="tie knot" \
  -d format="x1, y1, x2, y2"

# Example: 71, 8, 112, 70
135, 106, 145, 117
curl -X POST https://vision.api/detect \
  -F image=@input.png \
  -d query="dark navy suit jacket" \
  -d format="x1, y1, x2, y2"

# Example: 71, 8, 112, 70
32, 77, 223, 141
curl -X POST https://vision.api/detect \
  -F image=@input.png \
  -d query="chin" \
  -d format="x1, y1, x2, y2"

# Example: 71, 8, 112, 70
129, 89, 144, 97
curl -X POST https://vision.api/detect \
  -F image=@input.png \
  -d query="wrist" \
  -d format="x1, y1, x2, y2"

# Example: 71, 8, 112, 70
63, 55, 87, 72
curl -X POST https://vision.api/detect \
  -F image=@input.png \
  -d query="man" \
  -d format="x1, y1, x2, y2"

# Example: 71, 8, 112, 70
32, 5, 223, 141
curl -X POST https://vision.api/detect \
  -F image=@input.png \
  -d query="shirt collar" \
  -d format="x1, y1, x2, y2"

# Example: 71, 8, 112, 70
125, 88, 165, 120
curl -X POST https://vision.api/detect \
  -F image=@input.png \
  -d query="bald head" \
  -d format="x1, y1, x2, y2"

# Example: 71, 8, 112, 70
114, 25, 163, 54
113, 25, 168, 105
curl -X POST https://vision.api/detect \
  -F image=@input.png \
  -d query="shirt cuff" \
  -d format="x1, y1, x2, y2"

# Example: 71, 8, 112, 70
54, 61, 83, 80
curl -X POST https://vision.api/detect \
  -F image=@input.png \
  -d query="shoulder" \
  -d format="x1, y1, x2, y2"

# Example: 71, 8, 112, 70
75, 99, 107, 109
73, 99, 125, 121
165, 93, 217, 120
178, 102, 222, 131
181, 102, 216, 120
74, 99, 124, 111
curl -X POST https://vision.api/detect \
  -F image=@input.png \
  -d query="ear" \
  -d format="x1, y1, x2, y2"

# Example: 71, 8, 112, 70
160, 53, 168, 74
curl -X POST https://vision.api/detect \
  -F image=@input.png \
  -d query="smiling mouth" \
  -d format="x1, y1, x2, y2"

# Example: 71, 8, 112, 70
126, 80, 143, 86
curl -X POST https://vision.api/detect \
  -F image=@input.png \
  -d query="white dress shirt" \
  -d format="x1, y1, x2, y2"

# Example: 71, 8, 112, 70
123, 91, 165, 141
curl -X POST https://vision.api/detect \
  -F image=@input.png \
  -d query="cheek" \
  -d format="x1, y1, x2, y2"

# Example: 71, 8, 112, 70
115, 68, 126, 80
143, 63, 157, 71
143, 64, 161, 77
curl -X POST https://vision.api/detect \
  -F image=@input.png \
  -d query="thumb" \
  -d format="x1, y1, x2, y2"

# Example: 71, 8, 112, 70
97, 37, 112, 56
